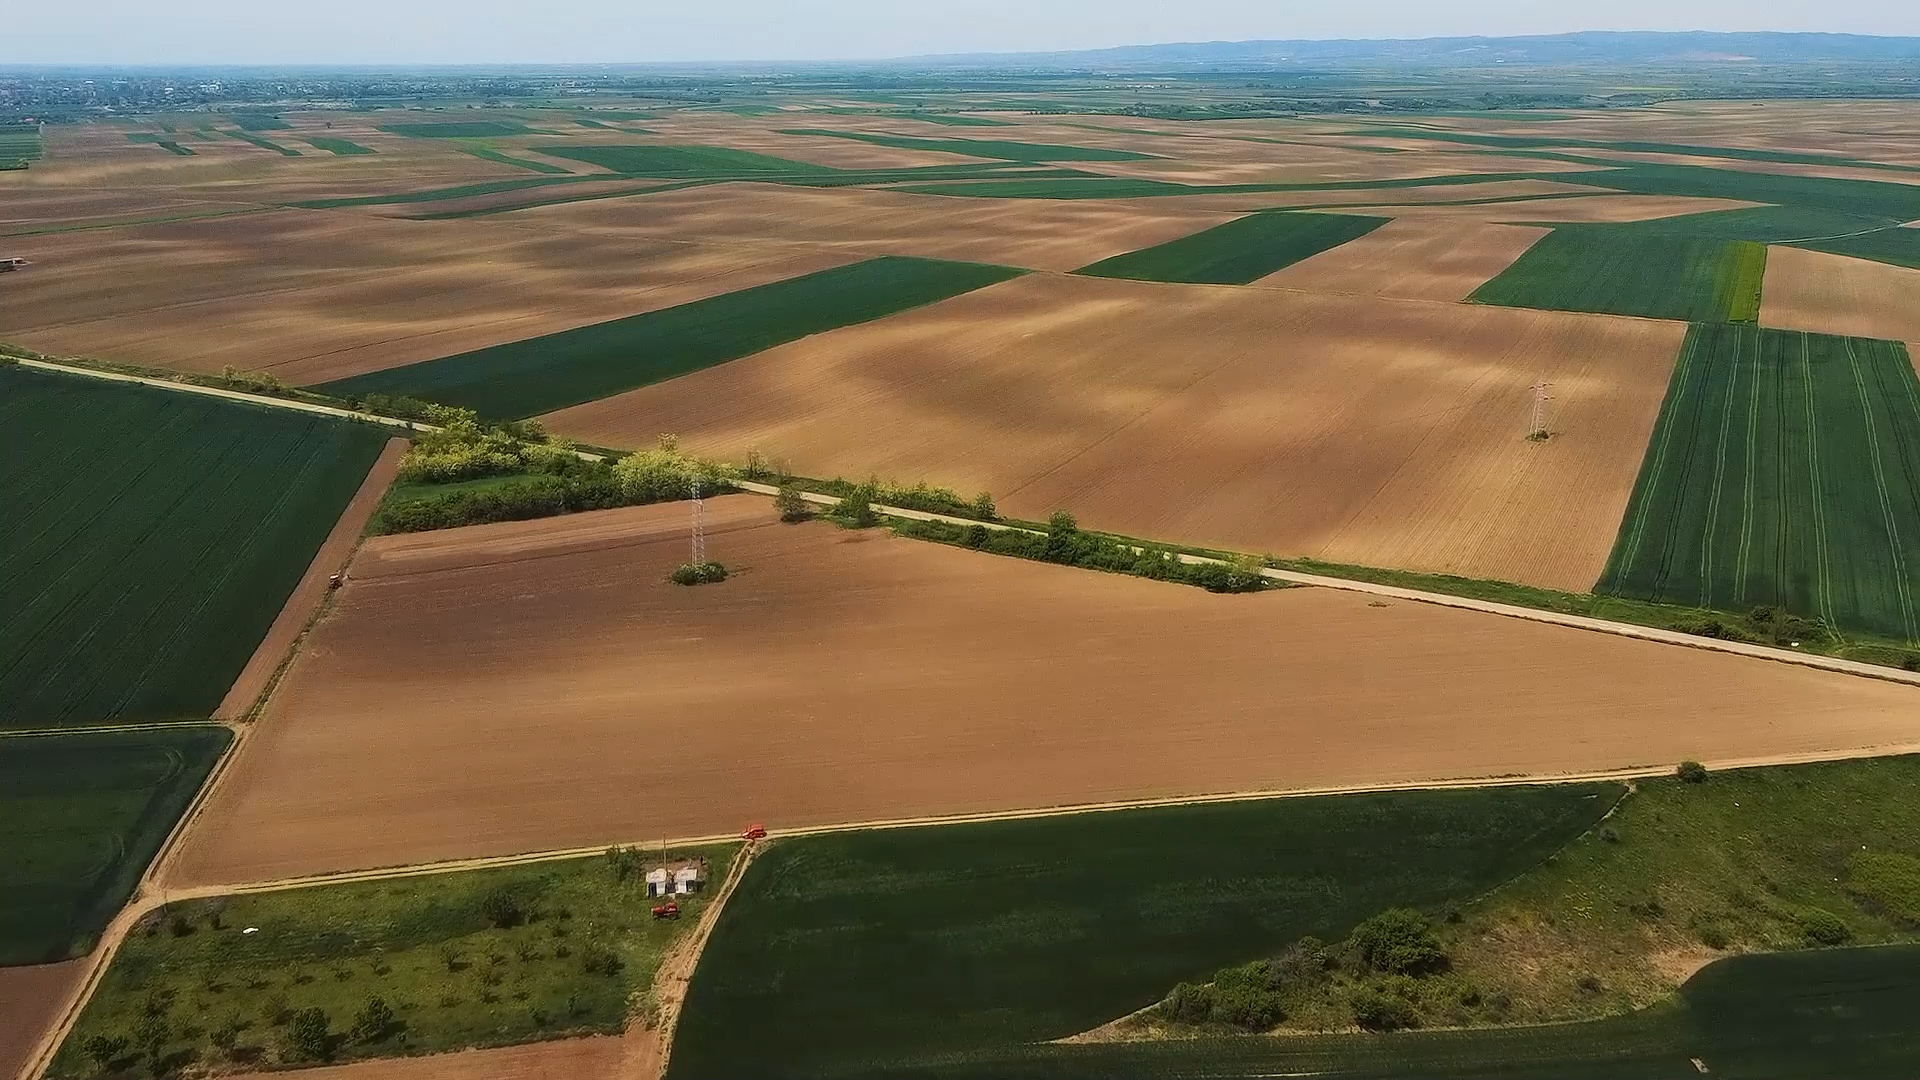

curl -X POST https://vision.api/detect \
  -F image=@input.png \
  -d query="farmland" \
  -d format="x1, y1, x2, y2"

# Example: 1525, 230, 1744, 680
168, 497, 1920, 887
0, 725, 230, 964
54, 845, 733, 1078
543, 273, 1687, 592
779, 128, 1159, 162
1599, 325, 1920, 640
319, 256, 1026, 417
1469, 227, 1768, 322
1761, 245, 1920, 344
668, 784, 1619, 1079
531, 143, 836, 176
378, 121, 535, 139
1074, 210, 1388, 284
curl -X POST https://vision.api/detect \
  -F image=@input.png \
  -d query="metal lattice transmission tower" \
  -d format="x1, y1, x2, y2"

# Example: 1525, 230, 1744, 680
1529, 379, 1553, 439
690, 476, 706, 565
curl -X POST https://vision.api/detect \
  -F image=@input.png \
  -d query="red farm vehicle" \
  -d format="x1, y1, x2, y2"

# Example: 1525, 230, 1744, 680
651, 900, 680, 920
743, 823, 768, 841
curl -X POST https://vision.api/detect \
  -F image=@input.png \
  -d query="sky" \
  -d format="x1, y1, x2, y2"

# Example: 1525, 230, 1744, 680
7, 0, 1918, 66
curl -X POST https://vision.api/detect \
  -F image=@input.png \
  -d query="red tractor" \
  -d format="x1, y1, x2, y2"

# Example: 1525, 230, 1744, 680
743, 823, 768, 841
651, 900, 680, 920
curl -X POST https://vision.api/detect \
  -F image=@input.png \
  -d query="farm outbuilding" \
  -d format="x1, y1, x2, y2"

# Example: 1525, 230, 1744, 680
645, 867, 671, 898
673, 866, 705, 895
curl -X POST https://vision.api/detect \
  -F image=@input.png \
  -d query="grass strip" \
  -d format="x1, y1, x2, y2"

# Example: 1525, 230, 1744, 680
1075, 210, 1387, 284
319, 257, 1026, 418
529, 143, 835, 177
302, 137, 375, 156
377, 121, 533, 139
222, 130, 301, 156
0, 725, 230, 964
780, 128, 1157, 162
459, 146, 571, 175
54, 844, 735, 1077
287, 175, 588, 209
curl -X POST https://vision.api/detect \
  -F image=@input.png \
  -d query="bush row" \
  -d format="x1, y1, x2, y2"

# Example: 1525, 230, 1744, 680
886, 510, 1268, 593
373, 446, 736, 534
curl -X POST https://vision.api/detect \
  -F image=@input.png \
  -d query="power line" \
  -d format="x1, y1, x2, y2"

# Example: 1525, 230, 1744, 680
690, 475, 706, 566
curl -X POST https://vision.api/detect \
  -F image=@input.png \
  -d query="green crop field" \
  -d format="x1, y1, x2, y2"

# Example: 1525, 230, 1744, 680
0, 366, 391, 728
302, 137, 375, 156
840, 946, 1920, 1079
460, 146, 570, 174
1, 725, 229, 965
529, 142, 834, 177
1075, 211, 1389, 284
232, 114, 291, 131
222, 130, 300, 156
906, 113, 1015, 127
378, 120, 534, 139
53, 844, 734, 1078
288, 175, 585, 209
780, 128, 1158, 162
321, 256, 1024, 418
1802, 226, 1920, 270
1573, 161, 1920, 225
668, 784, 1619, 1079
1469, 227, 1767, 322
0, 125, 45, 163
1600, 324, 1920, 640
1347, 125, 1920, 175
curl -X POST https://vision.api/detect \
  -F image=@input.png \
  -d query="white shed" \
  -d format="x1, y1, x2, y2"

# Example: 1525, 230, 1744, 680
644, 867, 671, 897
672, 866, 705, 895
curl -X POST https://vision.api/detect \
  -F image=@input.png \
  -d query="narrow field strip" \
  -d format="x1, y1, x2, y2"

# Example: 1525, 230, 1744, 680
1073, 210, 1388, 284
318, 256, 1027, 418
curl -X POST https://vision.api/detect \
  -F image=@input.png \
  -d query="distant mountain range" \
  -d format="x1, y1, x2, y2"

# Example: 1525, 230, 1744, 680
915, 31, 1920, 69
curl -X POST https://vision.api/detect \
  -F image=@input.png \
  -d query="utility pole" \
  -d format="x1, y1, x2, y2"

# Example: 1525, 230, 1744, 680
1529, 379, 1552, 440
690, 475, 706, 566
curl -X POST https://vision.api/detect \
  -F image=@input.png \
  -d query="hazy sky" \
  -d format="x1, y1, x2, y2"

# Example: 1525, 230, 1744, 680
8, 0, 1918, 66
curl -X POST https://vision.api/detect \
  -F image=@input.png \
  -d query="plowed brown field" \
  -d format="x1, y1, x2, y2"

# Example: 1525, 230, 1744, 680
0, 210, 850, 382
0, 962, 81, 1080
514, 181, 1234, 271
545, 274, 1684, 591
169, 498, 1920, 888
1760, 245, 1920, 345
227, 1037, 624, 1080
1256, 218, 1549, 301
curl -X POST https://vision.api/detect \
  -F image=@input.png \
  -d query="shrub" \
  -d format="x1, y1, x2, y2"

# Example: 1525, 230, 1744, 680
580, 943, 623, 977
774, 485, 812, 522
479, 887, 526, 929
211, 1017, 244, 1051
1676, 760, 1709, 784
131, 1013, 169, 1067
351, 996, 397, 1043
605, 845, 642, 882
1208, 962, 1287, 1030
970, 492, 997, 520
1268, 936, 1332, 994
1348, 909, 1446, 975
830, 485, 879, 528
284, 1008, 331, 1061
1793, 905, 1854, 946
1350, 984, 1419, 1031
1161, 982, 1212, 1024
613, 445, 736, 503
670, 561, 729, 586
1846, 850, 1920, 924
81, 1034, 129, 1070
262, 993, 292, 1025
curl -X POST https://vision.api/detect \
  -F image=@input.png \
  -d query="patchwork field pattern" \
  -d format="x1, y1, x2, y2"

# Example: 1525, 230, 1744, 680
1074, 210, 1388, 284
171, 499, 1920, 887
0, 725, 230, 964
781, 128, 1158, 162
0, 366, 391, 727
321, 256, 1025, 417
1469, 226, 1768, 322
1600, 324, 1920, 640
671, 785, 1619, 1079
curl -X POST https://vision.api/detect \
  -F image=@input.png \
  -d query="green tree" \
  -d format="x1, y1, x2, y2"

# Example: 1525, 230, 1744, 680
81, 1033, 129, 1071
1348, 909, 1445, 974
352, 996, 397, 1043
1677, 760, 1710, 784
831, 485, 878, 528
130, 1013, 168, 1072
285, 1007, 331, 1061
774, 484, 812, 522
479, 887, 526, 928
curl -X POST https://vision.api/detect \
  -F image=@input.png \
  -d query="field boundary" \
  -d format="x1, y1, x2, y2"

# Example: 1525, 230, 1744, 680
212, 438, 408, 719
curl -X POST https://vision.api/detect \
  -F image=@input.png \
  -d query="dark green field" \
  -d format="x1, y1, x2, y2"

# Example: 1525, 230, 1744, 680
669, 784, 1620, 1079
0, 125, 45, 163
779, 128, 1156, 162
54, 845, 733, 1078
321, 256, 1024, 418
460, 146, 570, 174
0, 366, 390, 728
1600, 324, 1920, 640
288, 175, 585, 209
530, 143, 834, 177
854, 946, 1920, 1079
232, 114, 291, 131
1075, 211, 1388, 284
378, 120, 534, 139
906, 114, 1015, 127
1, 726, 229, 965
222, 130, 300, 156
1469, 227, 1765, 322
302, 137, 375, 156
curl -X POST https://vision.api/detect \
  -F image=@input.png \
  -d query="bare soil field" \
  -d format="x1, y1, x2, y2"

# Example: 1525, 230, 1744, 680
0, 962, 82, 1080
227, 1037, 625, 1080
214, 438, 408, 720
1255, 218, 1549, 301
1759, 245, 1920, 346
0, 187, 259, 235
516, 181, 1236, 271
545, 273, 1684, 592
1380, 194, 1761, 223
168, 498, 1920, 887
0, 210, 851, 382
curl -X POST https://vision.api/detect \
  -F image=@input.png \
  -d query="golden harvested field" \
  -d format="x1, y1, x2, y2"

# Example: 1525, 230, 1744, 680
228, 1037, 625, 1080
545, 273, 1685, 592
516, 181, 1237, 271
0, 961, 81, 1080
1255, 218, 1549, 301
169, 497, 1920, 887
0, 209, 851, 382
1759, 245, 1920, 346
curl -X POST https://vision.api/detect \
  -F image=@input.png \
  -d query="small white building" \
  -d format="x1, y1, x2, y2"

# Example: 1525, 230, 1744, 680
644, 867, 671, 898
673, 866, 705, 895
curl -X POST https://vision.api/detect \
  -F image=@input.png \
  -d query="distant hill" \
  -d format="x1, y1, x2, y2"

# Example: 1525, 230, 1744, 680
916, 31, 1920, 69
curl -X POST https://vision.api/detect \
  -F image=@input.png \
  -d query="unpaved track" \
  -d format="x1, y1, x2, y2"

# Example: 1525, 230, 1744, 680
215, 437, 408, 719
